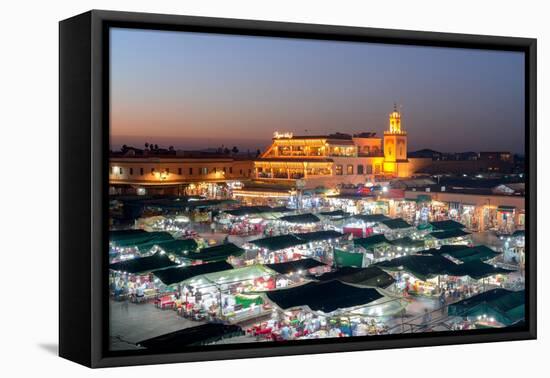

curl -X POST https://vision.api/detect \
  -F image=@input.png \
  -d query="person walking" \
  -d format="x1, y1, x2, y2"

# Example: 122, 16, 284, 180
439, 290, 446, 314
421, 308, 432, 332
122, 285, 129, 313
210, 221, 216, 234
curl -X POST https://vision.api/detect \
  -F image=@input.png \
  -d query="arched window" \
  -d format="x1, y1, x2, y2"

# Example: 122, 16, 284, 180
357, 165, 364, 174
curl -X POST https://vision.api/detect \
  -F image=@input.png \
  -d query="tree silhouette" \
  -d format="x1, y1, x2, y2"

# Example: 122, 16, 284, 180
231, 146, 239, 154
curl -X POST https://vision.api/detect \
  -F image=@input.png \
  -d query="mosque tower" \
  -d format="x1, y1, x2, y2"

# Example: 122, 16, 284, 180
383, 104, 408, 174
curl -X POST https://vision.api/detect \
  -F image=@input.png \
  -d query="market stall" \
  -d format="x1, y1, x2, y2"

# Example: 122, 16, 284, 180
390, 198, 418, 223
376, 254, 514, 298
245, 230, 344, 265
447, 288, 525, 328
217, 206, 294, 236
390, 237, 426, 255
353, 234, 392, 262
342, 214, 391, 238
109, 229, 197, 263
308, 266, 395, 288
420, 245, 501, 264
184, 243, 245, 263
252, 280, 398, 340
167, 265, 278, 323
427, 229, 472, 248
109, 253, 179, 303
153, 261, 235, 287
429, 220, 467, 232
379, 218, 414, 238
135, 214, 192, 234
266, 258, 328, 276
109, 229, 173, 249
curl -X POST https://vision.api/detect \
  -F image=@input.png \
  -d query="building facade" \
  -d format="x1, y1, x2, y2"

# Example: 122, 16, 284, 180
109, 156, 254, 196
254, 107, 425, 188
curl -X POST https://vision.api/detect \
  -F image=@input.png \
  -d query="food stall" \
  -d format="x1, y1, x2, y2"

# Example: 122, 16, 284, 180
448, 288, 525, 328
249, 280, 398, 340
158, 265, 278, 323
109, 252, 179, 303
243, 230, 344, 265
342, 214, 391, 238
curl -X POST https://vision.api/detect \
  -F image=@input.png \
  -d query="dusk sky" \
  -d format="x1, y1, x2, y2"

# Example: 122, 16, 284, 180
110, 28, 525, 154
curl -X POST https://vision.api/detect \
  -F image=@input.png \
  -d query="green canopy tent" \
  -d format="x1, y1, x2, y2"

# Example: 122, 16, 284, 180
184, 243, 245, 262
354, 234, 391, 250
185, 199, 238, 210
265, 280, 383, 314
429, 229, 471, 240
444, 245, 501, 263
224, 206, 271, 217
295, 230, 344, 243
381, 218, 412, 230
155, 239, 198, 257
109, 229, 148, 242
109, 253, 178, 274
376, 255, 457, 281
417, 245, 470, 256
351, 214, 391, 223
137, 324, 245, 351
279, 213, 321, 224
447, 288, 525, 326
320, 210, 350, 218
224, 206, 292, 217
248, 231, 343, 254
250, 234, 306, 251
143, 198, 193, 210
269, 206, 294, 214
309, 266, 395, 288
266, 258, 327, 274
109, 230, 174, 249
416, 244, 498, 263
334, 248, 364, 268
416, 223, 433, 231
429, 220, 466, 231
449, 261, 515, 280
152, 261, 234, 286
390, 237, 425, 250
179, 264, 277, 288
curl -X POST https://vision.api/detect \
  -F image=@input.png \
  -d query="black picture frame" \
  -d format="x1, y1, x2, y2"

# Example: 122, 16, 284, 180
59, 9, 537, 368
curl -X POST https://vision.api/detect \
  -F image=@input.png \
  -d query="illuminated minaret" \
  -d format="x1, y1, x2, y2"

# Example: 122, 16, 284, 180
383, 104, 408, 174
